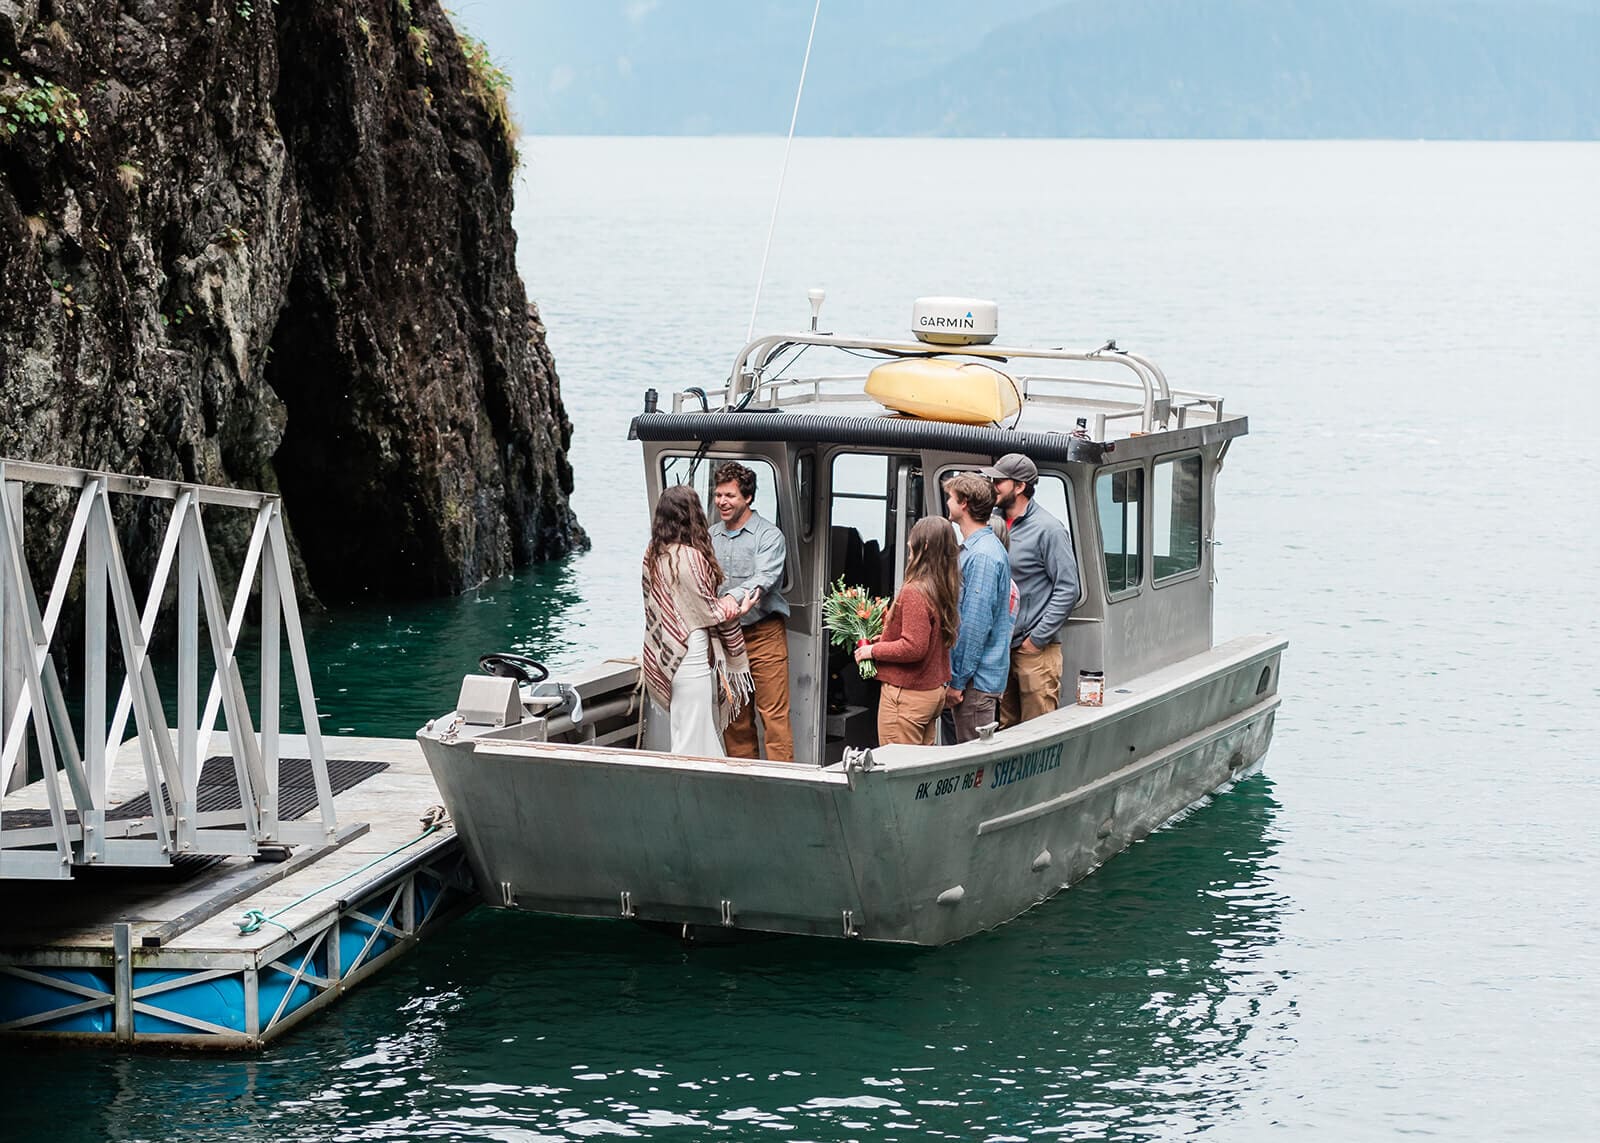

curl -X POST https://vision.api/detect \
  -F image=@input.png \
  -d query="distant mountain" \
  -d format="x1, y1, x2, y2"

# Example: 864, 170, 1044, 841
449, 0, 1062, 134
452, 0, 1599, 139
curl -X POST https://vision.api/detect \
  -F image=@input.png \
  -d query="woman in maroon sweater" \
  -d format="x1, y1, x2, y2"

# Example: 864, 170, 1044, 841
854, 516, 962, 745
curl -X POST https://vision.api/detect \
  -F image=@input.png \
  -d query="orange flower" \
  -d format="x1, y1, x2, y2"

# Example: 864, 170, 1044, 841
856, 606, 870, 619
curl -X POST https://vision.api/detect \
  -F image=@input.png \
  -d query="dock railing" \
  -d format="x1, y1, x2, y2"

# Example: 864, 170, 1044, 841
0, 459, 336, 879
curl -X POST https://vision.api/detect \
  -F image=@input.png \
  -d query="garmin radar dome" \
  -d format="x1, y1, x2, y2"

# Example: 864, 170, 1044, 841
912, 296, 999, 346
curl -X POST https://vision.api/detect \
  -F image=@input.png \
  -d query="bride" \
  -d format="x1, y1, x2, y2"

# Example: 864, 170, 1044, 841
640, 485, 756, 756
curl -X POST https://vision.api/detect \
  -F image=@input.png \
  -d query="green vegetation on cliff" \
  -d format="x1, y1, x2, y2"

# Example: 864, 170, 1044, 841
0, 0, 583, 604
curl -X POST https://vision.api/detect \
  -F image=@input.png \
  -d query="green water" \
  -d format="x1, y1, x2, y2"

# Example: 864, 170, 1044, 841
4, 550, 1290, 1139
0, 517, 1294, 1141
290, 560, 592, 740
2, 752, 1286, 1139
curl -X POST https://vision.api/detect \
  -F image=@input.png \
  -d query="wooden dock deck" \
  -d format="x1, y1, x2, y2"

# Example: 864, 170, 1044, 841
0, 733, 474, 1049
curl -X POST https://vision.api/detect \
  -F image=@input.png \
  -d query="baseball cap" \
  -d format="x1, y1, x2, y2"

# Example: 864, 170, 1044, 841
979, 453, 1038, 483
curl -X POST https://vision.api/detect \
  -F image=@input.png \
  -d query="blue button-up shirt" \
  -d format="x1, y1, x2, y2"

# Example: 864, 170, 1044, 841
950, 526, 1014, 694
710, 512, 790, 627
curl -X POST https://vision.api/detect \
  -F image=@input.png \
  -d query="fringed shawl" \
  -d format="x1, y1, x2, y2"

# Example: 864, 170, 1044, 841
641, 544, 753, 731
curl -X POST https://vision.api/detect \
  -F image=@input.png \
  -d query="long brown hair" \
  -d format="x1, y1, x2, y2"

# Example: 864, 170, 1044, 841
645, 484, 723, 584
901, 516, 961, 650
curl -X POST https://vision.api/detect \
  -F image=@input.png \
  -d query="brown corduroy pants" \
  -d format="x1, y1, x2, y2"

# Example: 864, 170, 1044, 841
722, 616, 794, 762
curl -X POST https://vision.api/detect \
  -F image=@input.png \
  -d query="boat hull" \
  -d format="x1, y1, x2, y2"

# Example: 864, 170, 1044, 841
419, 636, 1284, 945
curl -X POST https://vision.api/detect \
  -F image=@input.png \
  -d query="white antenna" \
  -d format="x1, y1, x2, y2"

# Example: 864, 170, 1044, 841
745, 0, 822, 345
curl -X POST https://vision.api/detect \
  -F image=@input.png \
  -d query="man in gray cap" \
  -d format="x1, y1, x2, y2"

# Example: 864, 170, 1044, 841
980, 453, 1082, 726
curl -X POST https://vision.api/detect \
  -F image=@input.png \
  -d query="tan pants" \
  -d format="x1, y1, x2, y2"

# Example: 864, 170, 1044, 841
999, 641, 1062, 728
722, 616, 794, 762
878, 683, 944, 746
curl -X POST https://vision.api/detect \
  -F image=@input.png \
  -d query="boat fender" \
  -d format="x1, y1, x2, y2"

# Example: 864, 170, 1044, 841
936, 885, 965, 906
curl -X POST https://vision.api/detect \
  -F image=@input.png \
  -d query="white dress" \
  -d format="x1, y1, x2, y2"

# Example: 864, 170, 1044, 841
670, 627, 725, 757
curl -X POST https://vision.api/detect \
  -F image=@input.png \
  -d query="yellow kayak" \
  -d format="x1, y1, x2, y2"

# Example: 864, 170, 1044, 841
865, 357, 1021, 426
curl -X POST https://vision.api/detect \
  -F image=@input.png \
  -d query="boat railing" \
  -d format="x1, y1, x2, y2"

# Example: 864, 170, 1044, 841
721, 332, 1196, 433
1013, 374, 1226, 435
672, 346, 1223, 437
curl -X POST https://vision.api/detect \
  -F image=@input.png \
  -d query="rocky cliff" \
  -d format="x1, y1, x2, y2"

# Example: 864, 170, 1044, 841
0, 0, 585, 604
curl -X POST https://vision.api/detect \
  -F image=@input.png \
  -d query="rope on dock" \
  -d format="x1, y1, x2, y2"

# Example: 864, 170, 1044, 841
236, 909, 295, 938
235, 810, 451, 937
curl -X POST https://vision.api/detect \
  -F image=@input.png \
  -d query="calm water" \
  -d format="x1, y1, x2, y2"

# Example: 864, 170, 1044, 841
6, 139, 1599, 1139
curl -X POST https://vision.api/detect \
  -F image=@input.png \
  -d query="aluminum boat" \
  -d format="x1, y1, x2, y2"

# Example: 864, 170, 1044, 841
418, 296, 1286, 946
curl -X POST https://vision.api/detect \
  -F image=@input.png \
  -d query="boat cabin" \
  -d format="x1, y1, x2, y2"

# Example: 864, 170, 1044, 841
614, 297, 1250, 765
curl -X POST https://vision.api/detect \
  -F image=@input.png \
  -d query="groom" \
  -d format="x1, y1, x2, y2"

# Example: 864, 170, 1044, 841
709, 461, 794, 762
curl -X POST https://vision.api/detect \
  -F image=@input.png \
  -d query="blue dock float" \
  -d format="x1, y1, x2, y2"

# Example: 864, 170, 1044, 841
0, 734, 474, 1049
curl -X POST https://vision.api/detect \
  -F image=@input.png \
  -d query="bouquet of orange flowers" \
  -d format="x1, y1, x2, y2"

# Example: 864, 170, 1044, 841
822, 576, 890, 679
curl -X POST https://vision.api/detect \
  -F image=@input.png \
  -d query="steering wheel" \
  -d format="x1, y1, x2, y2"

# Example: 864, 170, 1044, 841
478, 653, 549, 684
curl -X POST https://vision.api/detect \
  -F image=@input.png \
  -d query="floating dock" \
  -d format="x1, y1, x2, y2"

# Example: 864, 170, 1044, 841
0, 733, 472, 1049
0, 459, 476, 1049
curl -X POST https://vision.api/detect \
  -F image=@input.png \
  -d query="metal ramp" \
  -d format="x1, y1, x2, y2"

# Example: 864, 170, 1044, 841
0, 459, 339, 879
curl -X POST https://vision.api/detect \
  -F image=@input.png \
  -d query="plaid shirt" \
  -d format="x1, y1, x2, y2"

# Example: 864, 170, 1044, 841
950, 526, 1014, 694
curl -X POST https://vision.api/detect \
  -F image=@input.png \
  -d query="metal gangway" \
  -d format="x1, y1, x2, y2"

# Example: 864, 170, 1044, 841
0, 458, 337, 879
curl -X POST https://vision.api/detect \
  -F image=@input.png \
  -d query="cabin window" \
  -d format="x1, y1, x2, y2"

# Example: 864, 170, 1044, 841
1153, 454, 1203, 582
661, 454, 781, 527
794, 452, 815, 540
1030, 473, 1073, 539
1096, 466, 1144, 597
830, 452, 890, 549
828, 450, 908, 605
937, 467, 1076, 553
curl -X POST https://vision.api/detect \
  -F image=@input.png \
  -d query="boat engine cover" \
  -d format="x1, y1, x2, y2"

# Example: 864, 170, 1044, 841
457, 674, 521, 728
